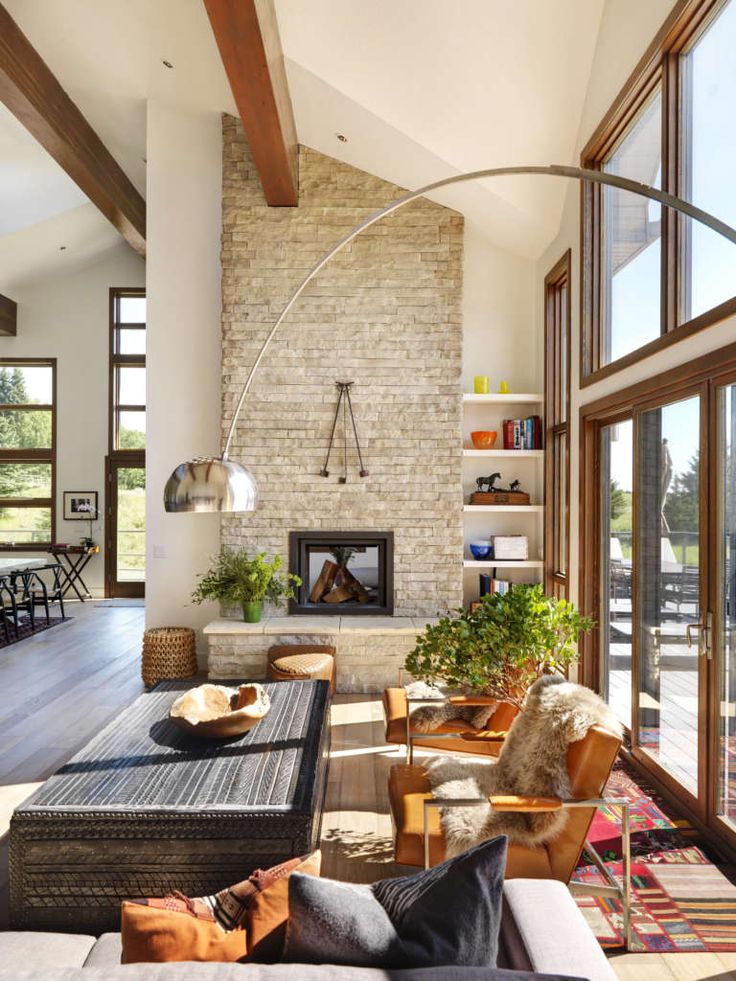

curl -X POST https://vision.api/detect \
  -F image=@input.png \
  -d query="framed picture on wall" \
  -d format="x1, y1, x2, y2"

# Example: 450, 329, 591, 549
63, 491, 98, 520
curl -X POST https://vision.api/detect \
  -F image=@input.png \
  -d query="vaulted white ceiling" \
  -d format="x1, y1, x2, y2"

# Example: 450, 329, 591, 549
1, 0, 607, 260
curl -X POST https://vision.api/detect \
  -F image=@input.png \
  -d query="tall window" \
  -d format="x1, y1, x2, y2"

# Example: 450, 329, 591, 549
107, 289, 145, 596
110, 289, 146, 450
582, 0, 736, 382
544, 253, 571, 598
0, 360, 55, 547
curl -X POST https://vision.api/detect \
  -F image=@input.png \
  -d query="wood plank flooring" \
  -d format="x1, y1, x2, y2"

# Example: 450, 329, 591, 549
0, 606, 734, 978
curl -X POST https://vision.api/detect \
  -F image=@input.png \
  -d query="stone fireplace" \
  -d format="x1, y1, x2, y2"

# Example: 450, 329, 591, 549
289, 531, 394, 615
208, 118, 464, 690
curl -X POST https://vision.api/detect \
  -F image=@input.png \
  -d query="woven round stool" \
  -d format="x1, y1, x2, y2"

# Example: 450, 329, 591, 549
141, 626, 198, 689
267, 644, 336, 694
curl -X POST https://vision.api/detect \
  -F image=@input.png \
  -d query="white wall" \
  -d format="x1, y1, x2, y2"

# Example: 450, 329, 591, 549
145, 101, 222, 651
0, 242, 145, 595
535, 0, 736, 608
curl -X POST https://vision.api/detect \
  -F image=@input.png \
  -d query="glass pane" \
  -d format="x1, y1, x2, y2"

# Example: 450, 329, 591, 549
117, 366, 145, 406
601, 420, 634, 728
117, 328, 146, 355
117, 468, 145, 582
0, 365, 52, 404
0, 463, 51, 499
638, 396, 700, 795
552, 431, 568, 576
602, 89, 662, 364
718, 383, 736, 826
0, 506, 51, 544
681, 1, 736, 321
559, 283, 568, 423
0, 410, 52, 449
118, 296, 146, 323
117, 411, 145, 450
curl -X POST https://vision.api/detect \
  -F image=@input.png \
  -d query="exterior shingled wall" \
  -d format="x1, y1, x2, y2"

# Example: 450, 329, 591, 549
219, 115, 464, 619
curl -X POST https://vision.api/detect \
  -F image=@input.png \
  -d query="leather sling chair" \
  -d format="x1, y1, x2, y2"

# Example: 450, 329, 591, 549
383, 676, 520, 763
388, 723, 633, 948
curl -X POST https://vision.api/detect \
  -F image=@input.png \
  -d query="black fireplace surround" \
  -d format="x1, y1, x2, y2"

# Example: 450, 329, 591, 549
289, 531, 394, 615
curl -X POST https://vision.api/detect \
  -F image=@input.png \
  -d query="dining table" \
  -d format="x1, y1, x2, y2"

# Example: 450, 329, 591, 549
0, 558, 46, 575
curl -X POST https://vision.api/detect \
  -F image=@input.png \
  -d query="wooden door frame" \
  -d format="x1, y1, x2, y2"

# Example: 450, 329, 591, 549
579, 339, 736, 858
105, 452, 145, 598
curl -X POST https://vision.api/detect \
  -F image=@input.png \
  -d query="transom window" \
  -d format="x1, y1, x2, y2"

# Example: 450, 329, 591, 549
110, 289, 146, 450
582, 0, 736, 383
0, 359, 55, 546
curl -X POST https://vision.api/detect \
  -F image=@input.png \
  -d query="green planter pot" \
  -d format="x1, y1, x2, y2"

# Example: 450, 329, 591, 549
242, 601, 263, 623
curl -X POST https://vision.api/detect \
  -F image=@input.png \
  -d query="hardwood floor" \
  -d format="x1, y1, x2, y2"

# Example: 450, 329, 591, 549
0, 612, 734, 979
0, 600, 145, 927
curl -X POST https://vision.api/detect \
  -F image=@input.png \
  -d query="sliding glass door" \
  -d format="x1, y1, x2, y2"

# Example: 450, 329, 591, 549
584, 359, 736, 847
636, 395, 703, 801
715, 381, 736, 836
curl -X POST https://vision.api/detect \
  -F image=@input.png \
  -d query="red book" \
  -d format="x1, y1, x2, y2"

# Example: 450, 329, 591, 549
503, 419, 515, 449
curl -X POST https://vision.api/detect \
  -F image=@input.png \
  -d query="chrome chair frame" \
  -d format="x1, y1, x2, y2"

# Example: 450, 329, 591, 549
422, 796, 632, 949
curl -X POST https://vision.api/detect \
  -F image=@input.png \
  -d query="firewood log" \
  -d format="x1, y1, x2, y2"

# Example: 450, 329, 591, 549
309, 560, 339, 603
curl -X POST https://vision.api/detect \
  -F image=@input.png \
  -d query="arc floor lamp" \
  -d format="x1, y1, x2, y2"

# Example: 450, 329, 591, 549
163, 164, 736, 514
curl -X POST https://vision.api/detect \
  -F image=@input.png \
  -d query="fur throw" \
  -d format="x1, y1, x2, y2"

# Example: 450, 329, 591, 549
410, 702, 496, 732
425, 675, 622, 857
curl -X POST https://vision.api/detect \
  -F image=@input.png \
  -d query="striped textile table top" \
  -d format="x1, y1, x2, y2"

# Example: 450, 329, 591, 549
19, 680, 329, 814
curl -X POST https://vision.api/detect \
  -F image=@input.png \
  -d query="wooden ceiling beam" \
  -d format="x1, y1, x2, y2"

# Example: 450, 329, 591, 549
0, 294, 17, 337
204, 0, 298, 206
0, 3, 146, 256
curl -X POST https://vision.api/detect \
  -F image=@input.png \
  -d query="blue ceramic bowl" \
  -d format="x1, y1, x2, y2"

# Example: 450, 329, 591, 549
469, 541, 493, 560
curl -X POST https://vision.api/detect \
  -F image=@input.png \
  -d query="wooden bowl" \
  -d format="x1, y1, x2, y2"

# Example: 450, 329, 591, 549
470, 430, 497, 449
170, 683, 270, 739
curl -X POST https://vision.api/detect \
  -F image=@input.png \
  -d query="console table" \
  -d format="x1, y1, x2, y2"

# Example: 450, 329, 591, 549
47, 544, 99, 601
9, 679, 331, 933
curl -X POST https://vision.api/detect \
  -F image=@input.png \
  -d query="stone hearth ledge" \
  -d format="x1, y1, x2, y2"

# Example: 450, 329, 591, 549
204, 616, 440, 693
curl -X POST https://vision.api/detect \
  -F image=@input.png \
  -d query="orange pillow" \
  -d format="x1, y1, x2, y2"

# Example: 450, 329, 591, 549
246, 850, 322, 963
121, 851, 321, 964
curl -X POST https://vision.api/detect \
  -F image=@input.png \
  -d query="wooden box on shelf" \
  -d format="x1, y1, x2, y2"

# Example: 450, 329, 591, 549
470, 490, 531, 505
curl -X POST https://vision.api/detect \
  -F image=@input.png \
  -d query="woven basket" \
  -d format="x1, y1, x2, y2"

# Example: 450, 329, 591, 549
141, 626, 197, 688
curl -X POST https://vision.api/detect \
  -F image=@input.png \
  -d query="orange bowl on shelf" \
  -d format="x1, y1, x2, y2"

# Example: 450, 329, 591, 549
470, 430, 497, 449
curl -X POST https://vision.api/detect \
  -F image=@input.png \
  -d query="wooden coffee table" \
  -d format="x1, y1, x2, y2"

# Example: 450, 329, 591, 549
9, 679, 331, 933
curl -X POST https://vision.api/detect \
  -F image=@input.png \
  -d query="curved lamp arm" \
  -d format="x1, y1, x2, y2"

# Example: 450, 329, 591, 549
164, 164, 736, 512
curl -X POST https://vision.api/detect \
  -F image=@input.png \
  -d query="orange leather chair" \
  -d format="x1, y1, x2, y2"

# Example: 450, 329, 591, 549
388, 722, 632, 946
383, 686, 520, 761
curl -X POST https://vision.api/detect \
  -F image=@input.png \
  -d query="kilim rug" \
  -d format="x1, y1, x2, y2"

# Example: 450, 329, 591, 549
0, 615, 70, 651
573, 759, 736, 952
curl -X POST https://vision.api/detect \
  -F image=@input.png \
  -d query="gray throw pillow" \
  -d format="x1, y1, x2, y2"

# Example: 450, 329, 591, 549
283, 835, 507, 968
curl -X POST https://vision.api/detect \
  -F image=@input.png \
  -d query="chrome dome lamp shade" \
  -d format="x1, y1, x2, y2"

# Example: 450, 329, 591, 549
163, 457, 257, 513
163, 164, 736, 514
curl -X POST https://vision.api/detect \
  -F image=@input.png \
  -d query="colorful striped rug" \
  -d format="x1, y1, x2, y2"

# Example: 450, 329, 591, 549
573, 761, 736, 952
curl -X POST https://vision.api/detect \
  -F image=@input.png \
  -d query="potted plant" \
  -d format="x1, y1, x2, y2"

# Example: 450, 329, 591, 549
75, 501, 98, 549
191, 547, 301, 623
405, 584, 593, 707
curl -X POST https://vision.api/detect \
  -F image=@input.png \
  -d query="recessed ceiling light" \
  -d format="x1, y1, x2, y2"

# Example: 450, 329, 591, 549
336, 133, 348, 143
59, 245, 67, 251
162, 59, 174, 69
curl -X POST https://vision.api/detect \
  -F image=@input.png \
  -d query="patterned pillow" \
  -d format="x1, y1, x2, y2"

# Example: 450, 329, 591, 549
284, 837, 506, 968
121, 851, 321, 963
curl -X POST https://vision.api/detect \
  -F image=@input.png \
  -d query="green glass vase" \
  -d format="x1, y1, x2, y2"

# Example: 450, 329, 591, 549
242, 600, 263, 623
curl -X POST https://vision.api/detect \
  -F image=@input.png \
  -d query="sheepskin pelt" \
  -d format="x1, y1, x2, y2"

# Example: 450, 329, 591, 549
425, 675, 622, 857
410, 702, 496, 733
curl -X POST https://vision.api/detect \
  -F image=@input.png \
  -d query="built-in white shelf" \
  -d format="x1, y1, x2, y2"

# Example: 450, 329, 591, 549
463, 504, 544, 513
463, 448, 543, 458
463, 559, 544, 569
462, 393, 544, 403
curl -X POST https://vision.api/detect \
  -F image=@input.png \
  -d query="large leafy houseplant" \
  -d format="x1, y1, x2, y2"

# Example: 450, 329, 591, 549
405, 584, 593, 707
191, 547, 300, 623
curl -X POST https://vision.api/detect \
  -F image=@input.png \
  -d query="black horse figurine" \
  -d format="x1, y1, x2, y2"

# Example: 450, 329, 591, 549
475, 473, 523, 494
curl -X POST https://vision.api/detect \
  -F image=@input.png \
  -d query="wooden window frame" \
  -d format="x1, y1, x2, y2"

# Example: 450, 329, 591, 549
580, 0, 736, 387
106, 288, 145, 598
544, 251, 571, 598
579, 340, 736, 859
108, 287, 146, 455
0, 357, 57, 551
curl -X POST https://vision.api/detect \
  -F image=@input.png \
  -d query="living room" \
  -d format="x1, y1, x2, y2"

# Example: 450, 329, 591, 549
1, 0, 735, 978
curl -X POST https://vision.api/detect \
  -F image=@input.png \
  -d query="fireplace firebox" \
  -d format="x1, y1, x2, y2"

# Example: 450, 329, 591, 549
289, 531, 394, 615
